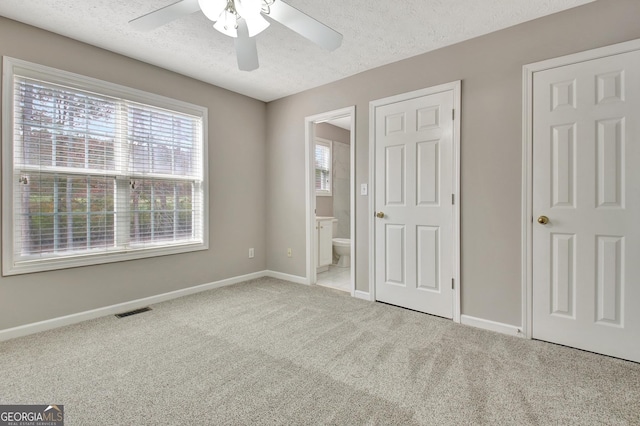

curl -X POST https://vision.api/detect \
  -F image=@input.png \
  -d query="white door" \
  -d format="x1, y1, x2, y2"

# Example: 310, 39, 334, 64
532, 49, 640, 362
373, 88, 456, 318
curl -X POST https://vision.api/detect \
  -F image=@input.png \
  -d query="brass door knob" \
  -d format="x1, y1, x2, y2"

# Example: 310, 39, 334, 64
537, 216, 549, 225
376, 212, 385, 218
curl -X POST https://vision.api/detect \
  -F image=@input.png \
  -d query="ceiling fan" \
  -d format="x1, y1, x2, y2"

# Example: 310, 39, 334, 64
129, 0, 343, 71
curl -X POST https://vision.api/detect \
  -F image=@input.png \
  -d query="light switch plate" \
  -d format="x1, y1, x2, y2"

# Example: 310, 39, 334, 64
360, 183, 368, 196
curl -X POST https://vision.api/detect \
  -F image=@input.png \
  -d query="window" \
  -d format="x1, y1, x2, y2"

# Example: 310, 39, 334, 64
314, 138, 332, 196
2, 58, 208, 275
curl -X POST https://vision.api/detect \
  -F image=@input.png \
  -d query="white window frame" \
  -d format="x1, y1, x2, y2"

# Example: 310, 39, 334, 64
2, 57, 209, 276
314, 137, 332, 197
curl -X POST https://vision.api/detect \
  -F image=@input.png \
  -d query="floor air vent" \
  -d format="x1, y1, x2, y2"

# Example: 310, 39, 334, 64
115, 307, 152, 318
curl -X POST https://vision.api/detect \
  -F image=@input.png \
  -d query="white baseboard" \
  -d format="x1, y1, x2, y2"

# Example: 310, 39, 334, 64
0, 269, 363, 342
460, 314, 523, 338
0, 270, 267, 342
354, 290, 372, 301
265, 270, 309, 285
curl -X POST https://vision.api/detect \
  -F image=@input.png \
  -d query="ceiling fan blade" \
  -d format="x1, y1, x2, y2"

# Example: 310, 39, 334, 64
235, 19, 259, 71
129, 0, 202, 32
265, 1, 342, 51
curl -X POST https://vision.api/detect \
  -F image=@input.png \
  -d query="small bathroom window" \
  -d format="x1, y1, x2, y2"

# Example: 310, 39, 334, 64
315, 138, 332, 196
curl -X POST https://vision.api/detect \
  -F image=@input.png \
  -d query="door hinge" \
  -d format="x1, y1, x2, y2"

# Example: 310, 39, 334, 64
451, 194, 455, 205
452, 109, 455, 120
451, 278, 455, 289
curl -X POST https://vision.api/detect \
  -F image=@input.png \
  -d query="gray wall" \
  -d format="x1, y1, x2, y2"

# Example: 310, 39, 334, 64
316, 123, 350, 145
265, 0, 640, 326
315, 197, 333, 217
0, 18, 267, 330
314, 123, 350, 217
332, 140, 350, 239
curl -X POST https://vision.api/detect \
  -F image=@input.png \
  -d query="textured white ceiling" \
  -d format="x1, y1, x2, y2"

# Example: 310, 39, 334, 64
0, 0, 595, 102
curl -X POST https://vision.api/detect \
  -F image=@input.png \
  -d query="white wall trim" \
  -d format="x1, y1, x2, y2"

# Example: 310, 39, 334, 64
452, 81, 462, 323
304, 106, 356, 296
265, 270, 309, 285
0, 270, 268, 342
460, 315, 523, 338
521, 63, 534, 340
368, 97, 376, 303
354, 290, 373, 301
368, 81, 462, 322
349, 110, 357, 298
521, 38, 640, 340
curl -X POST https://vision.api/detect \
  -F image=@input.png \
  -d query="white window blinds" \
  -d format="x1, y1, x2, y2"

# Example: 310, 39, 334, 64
3, 58, 207, 275
315, 139, 332, 195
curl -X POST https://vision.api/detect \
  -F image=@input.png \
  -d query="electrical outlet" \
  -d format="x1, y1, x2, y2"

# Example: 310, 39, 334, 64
287, 248, 292, 258
249, 248, 254, 259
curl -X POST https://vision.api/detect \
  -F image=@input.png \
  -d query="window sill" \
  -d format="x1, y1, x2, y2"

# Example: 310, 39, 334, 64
2, 241, 208, 276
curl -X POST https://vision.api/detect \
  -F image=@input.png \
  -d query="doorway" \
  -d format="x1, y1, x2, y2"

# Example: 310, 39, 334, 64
304, 107, 356, 295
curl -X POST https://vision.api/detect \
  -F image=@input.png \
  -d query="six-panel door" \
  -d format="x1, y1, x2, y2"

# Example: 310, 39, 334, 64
374, 90, 454, 319
532, 50, 640, 362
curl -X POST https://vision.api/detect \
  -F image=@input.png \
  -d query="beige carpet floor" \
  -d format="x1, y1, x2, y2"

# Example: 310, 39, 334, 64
1, 277, 639, 425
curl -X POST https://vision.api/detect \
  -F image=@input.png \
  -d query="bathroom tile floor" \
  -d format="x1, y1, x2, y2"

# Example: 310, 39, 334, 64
316, 265, 352, 293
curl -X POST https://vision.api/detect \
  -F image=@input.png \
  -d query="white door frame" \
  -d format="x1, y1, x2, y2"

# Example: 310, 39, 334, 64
368, 81, 461, 322
521, 38, 640, 339
304, 106, 356, 295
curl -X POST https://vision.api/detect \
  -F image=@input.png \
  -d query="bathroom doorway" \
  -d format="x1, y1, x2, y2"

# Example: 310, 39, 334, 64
304, 107, 355, 295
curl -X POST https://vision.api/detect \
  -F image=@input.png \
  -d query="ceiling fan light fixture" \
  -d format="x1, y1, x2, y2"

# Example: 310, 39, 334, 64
232, 0, 270, 37
198, 0, 227, 22
213, 8, 238, 37
245, 14, 270, 37
261, 0, 275, 15
234, 0, 262, 17
130, 0, 342, 72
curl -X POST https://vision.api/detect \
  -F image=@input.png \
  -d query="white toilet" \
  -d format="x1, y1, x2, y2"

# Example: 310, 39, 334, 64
332, 238, 350, 267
